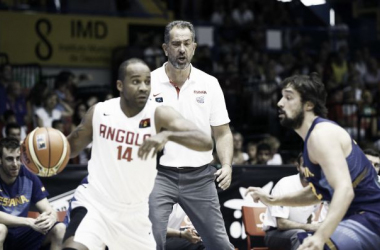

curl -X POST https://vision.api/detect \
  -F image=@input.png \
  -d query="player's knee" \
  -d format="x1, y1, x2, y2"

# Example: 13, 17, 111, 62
0, 224, 8, 243
51, 222, 66, 241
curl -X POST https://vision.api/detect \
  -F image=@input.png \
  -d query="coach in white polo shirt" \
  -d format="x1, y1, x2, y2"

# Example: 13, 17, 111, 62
149, 20, 234, 250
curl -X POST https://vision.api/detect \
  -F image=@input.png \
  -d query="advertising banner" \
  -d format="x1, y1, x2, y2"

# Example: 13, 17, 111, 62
0, 12, 168, 67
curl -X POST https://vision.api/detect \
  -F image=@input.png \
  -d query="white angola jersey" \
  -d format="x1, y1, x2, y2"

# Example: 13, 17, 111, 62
86, 97, 158, 206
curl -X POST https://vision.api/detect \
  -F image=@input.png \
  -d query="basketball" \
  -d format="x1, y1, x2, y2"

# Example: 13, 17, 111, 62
20, 127, 70, 177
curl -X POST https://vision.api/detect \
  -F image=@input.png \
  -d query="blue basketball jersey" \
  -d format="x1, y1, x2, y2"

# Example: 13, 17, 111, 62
0, 166, 48, 217
303, 117, 380, 217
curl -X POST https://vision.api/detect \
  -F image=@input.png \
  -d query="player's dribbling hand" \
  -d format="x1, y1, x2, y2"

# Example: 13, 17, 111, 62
244, 187, 272, 205
138, 132, 169, 160
215, 164, 232, 190
297, 235, 324, 250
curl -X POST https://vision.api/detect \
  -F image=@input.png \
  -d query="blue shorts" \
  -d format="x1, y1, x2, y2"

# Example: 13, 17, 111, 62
4, 222, 60, 250
4, 226, 46, 250
298, 211, 380, 250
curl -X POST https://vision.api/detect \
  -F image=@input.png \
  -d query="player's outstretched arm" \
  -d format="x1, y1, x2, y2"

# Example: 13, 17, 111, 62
245, 185, 320, 207
299, 124, 354, 250
138, 106, 213, 160
67, 105, 94, 158
155, 106, 213, 151
276, 217, 319, 232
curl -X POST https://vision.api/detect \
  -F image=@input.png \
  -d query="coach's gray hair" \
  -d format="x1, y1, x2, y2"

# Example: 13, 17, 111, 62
164, 20, 196, 44
118, 58, 150, 81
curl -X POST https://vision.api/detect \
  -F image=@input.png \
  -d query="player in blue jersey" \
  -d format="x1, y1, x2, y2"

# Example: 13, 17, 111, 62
246, 73, 380, 250
0, 138, 66, 250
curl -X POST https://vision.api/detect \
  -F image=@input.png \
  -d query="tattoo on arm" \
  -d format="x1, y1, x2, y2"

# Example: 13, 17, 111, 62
71, 126, 85, 139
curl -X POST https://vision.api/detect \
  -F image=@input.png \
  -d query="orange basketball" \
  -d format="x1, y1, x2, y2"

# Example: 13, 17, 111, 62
21, 127, 70, 177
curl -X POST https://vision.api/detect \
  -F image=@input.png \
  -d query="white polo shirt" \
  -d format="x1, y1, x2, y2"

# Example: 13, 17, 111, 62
151, 63, 230, 167
262, 174, 319, 231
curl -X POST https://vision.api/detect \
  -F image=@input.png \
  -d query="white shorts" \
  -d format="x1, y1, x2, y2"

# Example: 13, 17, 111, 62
73, 198, 156, 250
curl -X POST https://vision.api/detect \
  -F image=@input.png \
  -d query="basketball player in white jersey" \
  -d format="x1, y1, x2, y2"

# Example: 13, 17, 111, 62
62, 58, 213, 250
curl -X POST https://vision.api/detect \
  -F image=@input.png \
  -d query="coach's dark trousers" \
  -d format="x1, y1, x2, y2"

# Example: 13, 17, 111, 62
149, 164, 234, 250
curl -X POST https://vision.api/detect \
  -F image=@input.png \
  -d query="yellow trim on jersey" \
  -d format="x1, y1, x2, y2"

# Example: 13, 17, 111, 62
352, 168, 368, 188
326, 239, 337, 250
304, 167, 315, 177
309, 183, 323, 200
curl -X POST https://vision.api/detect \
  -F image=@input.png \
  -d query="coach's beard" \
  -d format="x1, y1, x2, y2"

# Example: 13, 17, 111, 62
169, 57, 190, 70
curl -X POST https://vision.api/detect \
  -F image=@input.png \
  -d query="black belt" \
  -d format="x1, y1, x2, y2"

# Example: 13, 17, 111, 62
158, 164, 209, 172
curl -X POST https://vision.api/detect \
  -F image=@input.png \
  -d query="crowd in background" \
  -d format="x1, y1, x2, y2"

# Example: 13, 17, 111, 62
0, 0, 380, 166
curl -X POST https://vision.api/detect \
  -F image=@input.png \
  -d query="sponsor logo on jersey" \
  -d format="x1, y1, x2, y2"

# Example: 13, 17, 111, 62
155, 97, 163, 103
139, 118, 151, 128
153, 93, 161, 97
0, 195, 29, 207
194, 90, 207, 94
99, 124, 151, 146
196, 96, 204, 103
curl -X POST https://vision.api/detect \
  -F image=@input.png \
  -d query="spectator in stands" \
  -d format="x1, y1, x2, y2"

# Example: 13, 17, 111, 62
210, 4, 225, 26
71, 102, 91, 165
360, 90, 377, 136
341, 90, 362, 138
0, 64, 12, 118
26, 82, 49, 127
330, 50, 348, 88
85, 95, 99, 108
54, 72, 76, 110
363, 57, 380, 95
244, 142, 257, 165
34, 92, 73, 128
1, 110, 26, 141
0, 137, 66, 250
4, 122, 21, 142
256, 142, 273, 165
72, 102, 88, 127
263, 135, 283, 165
104, 92, 114, 101
353, 49, 367, 80
250, 66, 280, 136
166, 203, 205, 250
144, 34, 166, 70
363, 148, 380, 183
330, 15, 349, 52
0, 64, 12, 89
5, 80, 28, 127
231, 2, 254, 26
52, 119, 65, 134
262, 153, 321, 250
232, 132, 248, 165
